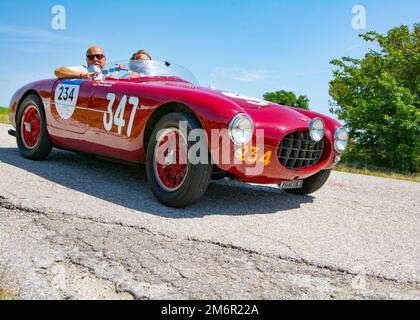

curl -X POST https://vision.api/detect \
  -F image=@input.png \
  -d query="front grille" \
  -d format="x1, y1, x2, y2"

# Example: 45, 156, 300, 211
278, 131, 324, 169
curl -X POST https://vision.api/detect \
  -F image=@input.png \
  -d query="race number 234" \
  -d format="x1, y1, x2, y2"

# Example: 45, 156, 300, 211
103, 93, 138, 137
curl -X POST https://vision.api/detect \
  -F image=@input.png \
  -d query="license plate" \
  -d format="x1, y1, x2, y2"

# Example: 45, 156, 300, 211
278, 180, 303, 189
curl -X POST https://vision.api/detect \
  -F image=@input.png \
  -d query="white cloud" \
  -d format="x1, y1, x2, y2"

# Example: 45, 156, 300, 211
0, 25, 87, 44
285, 70, 328, 77
211, 67, 328, 82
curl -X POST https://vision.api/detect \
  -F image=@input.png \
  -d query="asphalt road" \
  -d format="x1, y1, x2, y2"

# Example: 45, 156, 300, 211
0, 124, 419, 299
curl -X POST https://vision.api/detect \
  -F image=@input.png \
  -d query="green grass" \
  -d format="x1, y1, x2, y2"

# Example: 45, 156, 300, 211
0, 273, 15, 300
0, 286, 15, 300
334, 162, 419, 183
0, 107, 10, 124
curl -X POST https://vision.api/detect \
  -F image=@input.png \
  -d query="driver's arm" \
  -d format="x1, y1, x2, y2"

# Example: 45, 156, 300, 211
54, 66, 94, 79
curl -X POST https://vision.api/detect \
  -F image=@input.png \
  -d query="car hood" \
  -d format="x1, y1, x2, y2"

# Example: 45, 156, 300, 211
138, 79, 334, 134
197, 87, 313, 131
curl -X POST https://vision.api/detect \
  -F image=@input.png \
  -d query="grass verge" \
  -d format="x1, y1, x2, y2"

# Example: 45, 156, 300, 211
0, 285, 15, 300
334, 162, 419, 183
0, 107, 10, 124
0, 271, 15, 300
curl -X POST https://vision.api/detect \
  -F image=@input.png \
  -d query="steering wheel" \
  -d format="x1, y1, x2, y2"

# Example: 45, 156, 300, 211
109, 65, 129, 72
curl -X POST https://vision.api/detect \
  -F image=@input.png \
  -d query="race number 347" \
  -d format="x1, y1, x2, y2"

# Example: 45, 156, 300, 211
103, 93, 139, 137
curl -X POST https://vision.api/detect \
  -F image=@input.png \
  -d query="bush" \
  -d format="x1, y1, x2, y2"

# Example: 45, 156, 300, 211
329, 24, 420, 173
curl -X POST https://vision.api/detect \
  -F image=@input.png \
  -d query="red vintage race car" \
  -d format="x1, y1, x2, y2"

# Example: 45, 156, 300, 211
8, 60, 349, 207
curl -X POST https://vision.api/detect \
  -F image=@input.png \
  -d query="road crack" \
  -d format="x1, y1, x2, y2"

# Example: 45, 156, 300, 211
0, 196, 420, 298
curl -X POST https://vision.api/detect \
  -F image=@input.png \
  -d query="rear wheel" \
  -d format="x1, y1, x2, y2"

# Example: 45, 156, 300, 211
146, 112, 212, 207
16, 94, 52, 160
284, 169, 331, 195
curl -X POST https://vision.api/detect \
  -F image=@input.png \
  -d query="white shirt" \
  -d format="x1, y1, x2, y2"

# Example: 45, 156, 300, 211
67, 65, 105, 80
67, 66, 89, 74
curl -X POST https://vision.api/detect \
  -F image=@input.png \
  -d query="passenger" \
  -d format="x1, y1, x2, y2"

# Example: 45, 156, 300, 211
128, 50, 152, 76
131, 50, 152, 61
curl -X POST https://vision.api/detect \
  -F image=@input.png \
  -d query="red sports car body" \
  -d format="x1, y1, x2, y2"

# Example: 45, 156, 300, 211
8, 61, 347, 207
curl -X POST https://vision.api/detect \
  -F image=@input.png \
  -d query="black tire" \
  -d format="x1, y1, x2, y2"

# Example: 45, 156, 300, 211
16, 94, 52, 160
285, 169, 331, 195
146, 112, 212, 207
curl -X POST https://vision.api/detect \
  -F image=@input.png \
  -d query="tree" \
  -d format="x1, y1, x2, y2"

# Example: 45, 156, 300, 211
329, 24, 420, 173
263, 90, 310, 110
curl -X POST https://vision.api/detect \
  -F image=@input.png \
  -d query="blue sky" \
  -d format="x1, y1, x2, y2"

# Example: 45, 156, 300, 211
0, 0, 419, 117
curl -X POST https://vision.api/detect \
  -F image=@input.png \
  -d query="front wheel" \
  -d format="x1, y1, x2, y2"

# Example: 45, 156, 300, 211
146, 112, 212, 207
16, 94, 52, 160
284, 169, 331, 195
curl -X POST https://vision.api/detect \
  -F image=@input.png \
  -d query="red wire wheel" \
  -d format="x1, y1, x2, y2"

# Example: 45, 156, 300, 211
16, 94, 52, 160
20, 105, 41, 149
146, 112, 213, 207
153, 128, 189, 192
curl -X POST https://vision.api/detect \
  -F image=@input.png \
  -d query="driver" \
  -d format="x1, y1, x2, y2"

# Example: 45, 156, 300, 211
54, 46, 107, 79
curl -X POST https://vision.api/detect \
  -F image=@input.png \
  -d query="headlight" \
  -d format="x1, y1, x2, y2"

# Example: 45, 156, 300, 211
334, 127, 349, 153
229, 114, 254, 145
309, 118, 325, 142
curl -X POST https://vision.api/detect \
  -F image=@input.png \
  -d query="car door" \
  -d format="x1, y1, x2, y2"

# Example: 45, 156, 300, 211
85, 79, 152, 162
50, 78, 93, 134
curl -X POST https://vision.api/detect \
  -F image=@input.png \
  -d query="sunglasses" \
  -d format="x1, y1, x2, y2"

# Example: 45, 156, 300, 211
87, 54, 106, 60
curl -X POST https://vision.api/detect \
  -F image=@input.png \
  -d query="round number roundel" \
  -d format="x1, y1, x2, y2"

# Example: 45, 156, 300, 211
221, 92, 269, 106
54, 83, 80, 119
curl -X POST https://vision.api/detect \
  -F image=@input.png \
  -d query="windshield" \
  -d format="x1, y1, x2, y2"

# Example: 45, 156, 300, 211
102, 60, 198, 85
